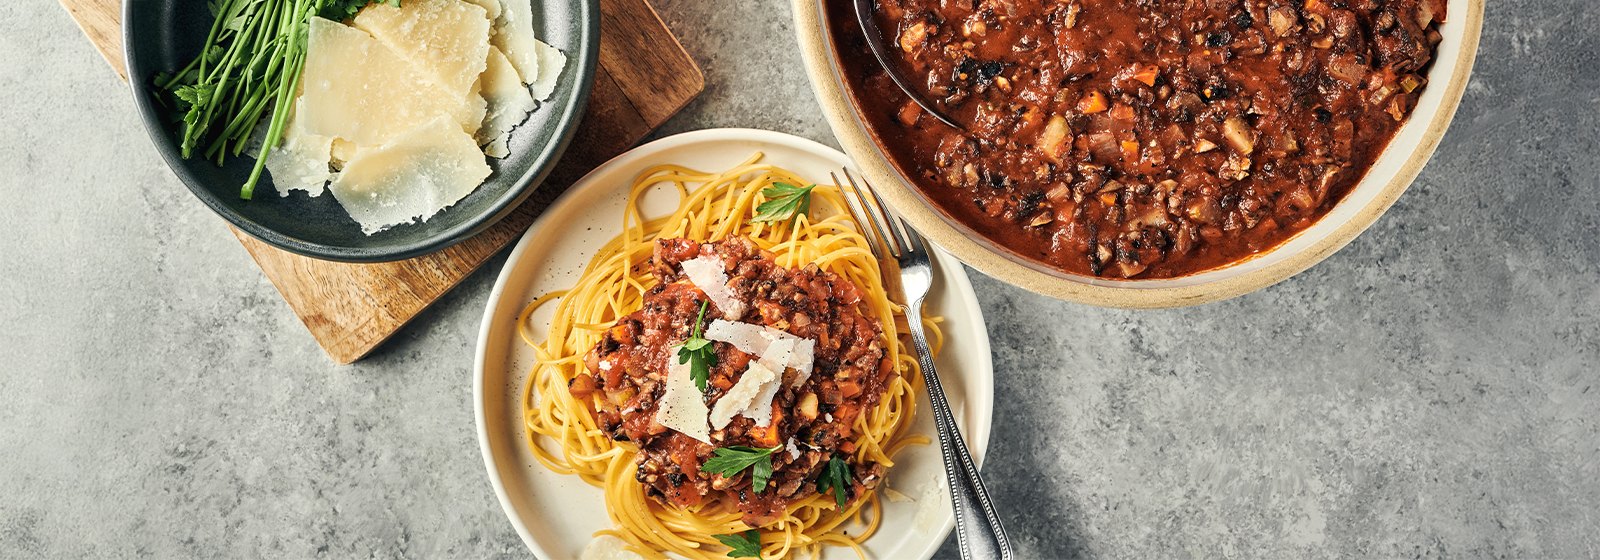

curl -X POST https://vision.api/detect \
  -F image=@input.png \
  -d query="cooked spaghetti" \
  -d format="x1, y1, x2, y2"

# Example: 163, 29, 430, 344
517, 154, 944, 559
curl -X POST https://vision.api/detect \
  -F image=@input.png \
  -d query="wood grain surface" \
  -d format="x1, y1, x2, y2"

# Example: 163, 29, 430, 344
59, 0, 702, 363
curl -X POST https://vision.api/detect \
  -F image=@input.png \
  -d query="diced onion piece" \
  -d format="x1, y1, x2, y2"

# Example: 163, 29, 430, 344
1037, 114, 1070, 162
655, 362, 712, 444
680, 255, 747, 319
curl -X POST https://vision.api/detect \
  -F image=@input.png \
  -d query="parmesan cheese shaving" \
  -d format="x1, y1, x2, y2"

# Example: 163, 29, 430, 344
326, 116, 491, 234
300, 17, 483, 147
352, 0, 492, 99
709, 360, 776, 430
655, 362, 711, 444
490, 0, 541, 82
264, 104, 333, 198
680, 255, 746, 319
789, 338, 816, 387
476, 46, 535, 159
579, 535, 645, 560
460, 0, 502, 20
705, 320, 816, 386
529, 39, 567, 102
738, 337, 793, 426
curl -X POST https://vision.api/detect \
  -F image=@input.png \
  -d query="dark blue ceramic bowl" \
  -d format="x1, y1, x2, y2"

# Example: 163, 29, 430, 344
123, 0, 598, 262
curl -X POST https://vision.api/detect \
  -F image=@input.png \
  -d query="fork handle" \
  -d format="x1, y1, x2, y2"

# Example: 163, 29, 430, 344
906, 305, 1013, 560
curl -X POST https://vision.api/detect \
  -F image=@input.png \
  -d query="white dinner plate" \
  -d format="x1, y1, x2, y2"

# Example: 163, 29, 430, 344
474, 128, 995, 559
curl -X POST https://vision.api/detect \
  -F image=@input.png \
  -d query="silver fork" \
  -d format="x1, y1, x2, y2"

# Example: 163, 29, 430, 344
833, 169, 1013, 560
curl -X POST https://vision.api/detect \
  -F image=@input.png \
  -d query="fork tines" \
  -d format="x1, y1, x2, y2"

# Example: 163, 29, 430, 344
831, 169, 927, 260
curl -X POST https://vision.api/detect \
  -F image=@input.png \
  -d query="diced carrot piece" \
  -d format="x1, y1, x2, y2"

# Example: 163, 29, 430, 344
1131, 65, 1159, 86
1110, 104, 1135, 121
837, 380, 862, 398
749, 405, 785, 447
1078, 91, 1109, 114
1121, 140, 1140, 162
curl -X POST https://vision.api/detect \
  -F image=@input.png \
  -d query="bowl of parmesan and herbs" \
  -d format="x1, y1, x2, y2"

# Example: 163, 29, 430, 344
125, 0, 597, 261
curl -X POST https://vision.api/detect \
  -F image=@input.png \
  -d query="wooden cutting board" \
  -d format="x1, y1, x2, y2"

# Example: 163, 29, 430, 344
60, 0, 703, 363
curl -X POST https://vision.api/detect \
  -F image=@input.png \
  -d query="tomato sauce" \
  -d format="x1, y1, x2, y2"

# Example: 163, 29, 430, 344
829, 0, 1446, 277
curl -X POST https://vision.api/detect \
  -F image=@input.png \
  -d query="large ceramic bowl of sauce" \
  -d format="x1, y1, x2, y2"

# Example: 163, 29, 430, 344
795, 0, 1483, 307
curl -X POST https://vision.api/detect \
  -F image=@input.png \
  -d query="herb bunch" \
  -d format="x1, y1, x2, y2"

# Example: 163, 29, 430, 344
159, 0, 397, 199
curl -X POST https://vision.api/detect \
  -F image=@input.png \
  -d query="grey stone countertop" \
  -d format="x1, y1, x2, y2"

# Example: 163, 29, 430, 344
3, 0, 1597, 558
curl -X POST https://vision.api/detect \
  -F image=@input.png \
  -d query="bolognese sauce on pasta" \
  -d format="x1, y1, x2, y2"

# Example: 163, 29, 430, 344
517, 154, 944, 559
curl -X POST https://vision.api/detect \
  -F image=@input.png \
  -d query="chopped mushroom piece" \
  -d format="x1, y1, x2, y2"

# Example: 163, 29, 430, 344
1222, 117, 1254, 155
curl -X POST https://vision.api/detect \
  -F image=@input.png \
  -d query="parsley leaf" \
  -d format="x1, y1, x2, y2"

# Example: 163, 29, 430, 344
318, 0, 401, 21
676, 301, 716, 392
748, 182, 817, 224
714, 529, 762, 558
816, 454, 852, 507
701, 445, 783, 493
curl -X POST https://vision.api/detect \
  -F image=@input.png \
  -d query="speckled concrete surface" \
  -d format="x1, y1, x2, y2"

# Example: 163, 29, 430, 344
1, 0, 1596, 558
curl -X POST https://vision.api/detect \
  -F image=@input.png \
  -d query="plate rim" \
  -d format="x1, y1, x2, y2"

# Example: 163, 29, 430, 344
120, 0, 601, 263
473, 127, 995, 559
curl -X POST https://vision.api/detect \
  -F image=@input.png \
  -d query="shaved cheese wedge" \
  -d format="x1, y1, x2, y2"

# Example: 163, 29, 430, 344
300, 17, 483, 146
529, 39, 566, 101
709, 360, 777, 430
490, 0, 541, 83
327, 116, 491, 234
680, 255, 746, 319
460, 0, 502, 20
705, 320, 816, 385
352, 0, 492, 98
330, 138, 358, 165
739, 337, 795, 426
477, 46, 535, 159
789, 338, 816, 387
264, 102, 333, 197
655, 362, 712, 444
580, 535, 644, 560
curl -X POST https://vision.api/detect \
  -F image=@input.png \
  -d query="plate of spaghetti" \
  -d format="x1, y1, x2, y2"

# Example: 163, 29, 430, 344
475, 128, 994, 559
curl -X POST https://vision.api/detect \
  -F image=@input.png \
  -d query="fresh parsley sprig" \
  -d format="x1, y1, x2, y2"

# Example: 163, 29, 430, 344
748, 182, 817, 224
701, 445, 783, 493
816, 454, 852, 507
677, 300, 716, 392
714, 529, 762, 558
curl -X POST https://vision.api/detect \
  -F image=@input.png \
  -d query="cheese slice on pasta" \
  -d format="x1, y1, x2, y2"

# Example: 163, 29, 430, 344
655, 362, 712, 444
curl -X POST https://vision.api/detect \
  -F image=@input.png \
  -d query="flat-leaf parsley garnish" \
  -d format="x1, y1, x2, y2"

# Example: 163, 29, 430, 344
701, 445, 783, 492
677, 300, 716, 391
748, 182, 816, 224
816, 454, 852, 507
714, 529, 762, 558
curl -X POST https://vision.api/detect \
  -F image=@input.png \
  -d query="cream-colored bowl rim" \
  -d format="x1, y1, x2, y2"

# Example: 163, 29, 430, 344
794, 0, 1485, 308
